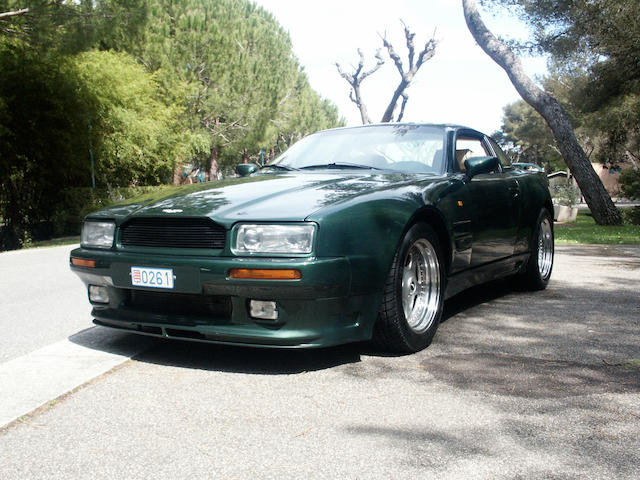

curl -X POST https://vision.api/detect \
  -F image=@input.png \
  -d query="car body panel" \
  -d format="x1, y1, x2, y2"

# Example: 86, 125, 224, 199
70, 123, 552, 348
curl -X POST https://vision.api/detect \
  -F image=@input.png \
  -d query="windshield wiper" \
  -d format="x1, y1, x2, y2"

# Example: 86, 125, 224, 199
299, 162, 380, 170
261, 164, 298, 171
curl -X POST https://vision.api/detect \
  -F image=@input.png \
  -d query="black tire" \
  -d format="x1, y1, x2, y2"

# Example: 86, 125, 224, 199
372, 223, 445, 353
519, 208, 554, 290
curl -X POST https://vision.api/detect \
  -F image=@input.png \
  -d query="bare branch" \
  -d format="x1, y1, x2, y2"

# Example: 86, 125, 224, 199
360, 48, 385, 81
415, 38, 437, 71
381, 32, 404, 76
335, 62, 351, 83
335, 48, 384, 124
0, 7, 29, 19
380, 21, 437, 123
626, 150, 640, 169
401, 20, 415, 70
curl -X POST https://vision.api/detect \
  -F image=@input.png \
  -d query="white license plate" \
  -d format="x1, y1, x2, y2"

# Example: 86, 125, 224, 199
131, 266, 174, 289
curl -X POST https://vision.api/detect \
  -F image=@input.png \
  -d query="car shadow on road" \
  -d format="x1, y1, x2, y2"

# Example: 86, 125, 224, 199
441, 278, 516, 322
134, 340, 364, 374
68, 324, 364, 375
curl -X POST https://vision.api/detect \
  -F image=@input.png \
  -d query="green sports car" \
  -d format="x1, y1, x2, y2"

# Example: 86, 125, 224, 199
70, 123, 554, 352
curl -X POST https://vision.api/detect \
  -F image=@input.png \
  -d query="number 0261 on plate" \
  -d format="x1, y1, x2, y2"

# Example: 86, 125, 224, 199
130, 266, 174, 289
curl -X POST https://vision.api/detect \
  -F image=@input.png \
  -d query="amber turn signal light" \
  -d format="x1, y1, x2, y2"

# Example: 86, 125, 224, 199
71, 257, 96, 268
228, 268, 302, 280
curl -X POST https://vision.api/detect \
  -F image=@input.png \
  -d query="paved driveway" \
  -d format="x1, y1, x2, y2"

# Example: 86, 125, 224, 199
0, 245, 639, 479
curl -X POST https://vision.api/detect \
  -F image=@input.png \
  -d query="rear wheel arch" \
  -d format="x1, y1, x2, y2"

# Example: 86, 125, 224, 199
518, 207, 554, 290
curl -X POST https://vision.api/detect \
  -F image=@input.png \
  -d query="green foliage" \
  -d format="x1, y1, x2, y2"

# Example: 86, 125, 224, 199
1, 0, 342, 250
551, 183, 580, 208
497, 100, 564, 172
0, 0, 149, 54
488, 0, 640, 104
141, 0, 341, 171
619, 169, 640, 200
50, 186, 176, 237
0, 44, 89, 249
73, 51, 208, 186
584, 94, 640, 168
555, 210, 640, 244
265, 72, 343, 154
621, 207, 640, 226
490, 1, 640, 188
497, 67, 639, 184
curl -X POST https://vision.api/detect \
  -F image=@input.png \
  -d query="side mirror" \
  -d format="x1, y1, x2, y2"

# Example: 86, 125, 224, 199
235, 163, 258, 177
464, 156, 500, 178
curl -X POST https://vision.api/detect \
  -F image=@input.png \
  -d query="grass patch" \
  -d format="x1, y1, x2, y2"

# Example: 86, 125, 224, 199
622, 359, 640, 370
555, 210, 640, 244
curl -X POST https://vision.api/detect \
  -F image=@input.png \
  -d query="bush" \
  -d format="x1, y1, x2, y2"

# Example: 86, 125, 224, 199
620, 168, 640, 199
50, 186, 172, 237
621, 206, 640, 225
0, 186, 173, 250
551, 183, 580, 207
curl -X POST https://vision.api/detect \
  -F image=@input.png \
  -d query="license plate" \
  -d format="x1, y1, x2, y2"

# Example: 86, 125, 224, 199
130, 266, 174, 289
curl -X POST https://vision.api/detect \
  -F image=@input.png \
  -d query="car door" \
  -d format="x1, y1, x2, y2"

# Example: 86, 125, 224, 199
454, 130, 520, 267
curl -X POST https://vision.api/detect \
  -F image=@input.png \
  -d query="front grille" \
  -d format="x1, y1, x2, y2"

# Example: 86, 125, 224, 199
120, 217, 226, 249
126, 290, 232, 320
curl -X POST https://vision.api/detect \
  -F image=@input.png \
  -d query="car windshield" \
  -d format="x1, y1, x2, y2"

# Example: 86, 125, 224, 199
268, 125, 446, 174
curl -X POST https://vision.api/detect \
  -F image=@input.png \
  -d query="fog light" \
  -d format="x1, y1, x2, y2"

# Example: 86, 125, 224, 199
89, 285, 109, 304
249, 300, 278, 320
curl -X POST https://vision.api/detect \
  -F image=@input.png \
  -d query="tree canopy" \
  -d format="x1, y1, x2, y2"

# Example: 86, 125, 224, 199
0, 0, 342, 249
487, 0, 640, 172
486, 0, 639, 109
464, 0, 622, 225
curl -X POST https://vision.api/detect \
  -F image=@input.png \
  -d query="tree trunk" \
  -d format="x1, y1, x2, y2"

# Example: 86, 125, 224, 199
172, 162, 182, 185
353, 83, 372, 124
462, 0, 622, 225
381, 80, 409, 123
208, 146, 219, 181
336, 49, 384, 125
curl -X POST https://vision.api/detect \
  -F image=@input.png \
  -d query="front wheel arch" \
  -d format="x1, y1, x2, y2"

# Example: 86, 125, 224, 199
372, 222, 445, 353
406, 207, 452, 277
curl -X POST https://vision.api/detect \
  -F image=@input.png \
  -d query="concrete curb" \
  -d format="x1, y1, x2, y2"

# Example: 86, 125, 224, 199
0, 337, 142, 427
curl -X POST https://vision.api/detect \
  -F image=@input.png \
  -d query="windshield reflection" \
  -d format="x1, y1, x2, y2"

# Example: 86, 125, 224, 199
268, 124, 446, 174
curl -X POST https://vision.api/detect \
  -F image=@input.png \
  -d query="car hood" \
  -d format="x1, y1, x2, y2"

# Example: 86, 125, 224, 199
90, 172, 438, 227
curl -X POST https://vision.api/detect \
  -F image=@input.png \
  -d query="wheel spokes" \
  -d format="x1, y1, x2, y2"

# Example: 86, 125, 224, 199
401, 240, 441, 333
537, 218, 553, 279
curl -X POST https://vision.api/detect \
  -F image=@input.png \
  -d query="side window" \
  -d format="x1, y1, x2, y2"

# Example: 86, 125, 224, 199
455, 137, 491, 172
487, 137, 512, 167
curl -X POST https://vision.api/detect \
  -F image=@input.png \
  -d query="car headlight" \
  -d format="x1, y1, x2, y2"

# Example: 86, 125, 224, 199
81, 221, 115, 248
234, 224, 315, 254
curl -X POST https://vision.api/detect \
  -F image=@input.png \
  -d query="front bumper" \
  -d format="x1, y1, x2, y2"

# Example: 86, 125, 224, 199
70, 248, 380, 348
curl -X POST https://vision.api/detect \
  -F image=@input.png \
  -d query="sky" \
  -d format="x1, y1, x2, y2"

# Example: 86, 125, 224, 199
253, 0, 547, 134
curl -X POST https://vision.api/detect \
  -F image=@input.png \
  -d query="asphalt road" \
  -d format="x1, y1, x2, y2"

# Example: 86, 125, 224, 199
0, 245, 92, 362
0, 244, 639, 479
